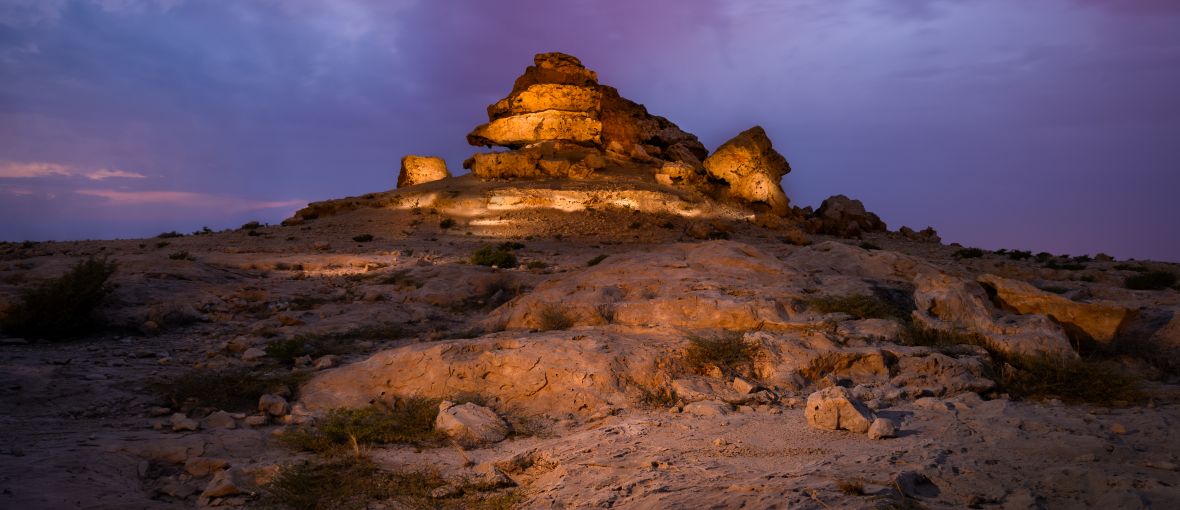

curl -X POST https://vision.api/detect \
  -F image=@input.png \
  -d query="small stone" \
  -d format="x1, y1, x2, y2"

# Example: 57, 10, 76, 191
732, 377, 758, 395
867, 417, 897, 440
184, 457, 229, 477
711, 438, 730, 446
244, 415, 268, 427
241, 348, 266, 362
258, 394, 289, 417
434, 401, 509, 446
804, 386, 876, 434
203, 411, 236, 430
292, 355, 312, 367
312, 355, 336, 370
200, 468, 248, 499
149, 406, 172, 417
225, 337, 250, 353
170, 413, 199, 432
1111, 423, 1127, 435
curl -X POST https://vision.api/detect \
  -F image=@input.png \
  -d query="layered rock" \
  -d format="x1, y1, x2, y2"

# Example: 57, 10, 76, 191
397, 155, 450, 188
977, 274, 1133, 344
702, 126, 792, 214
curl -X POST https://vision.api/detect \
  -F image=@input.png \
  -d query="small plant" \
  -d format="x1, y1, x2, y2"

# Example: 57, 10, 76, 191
352, 234, 374, 243
857, 242, 880, 250
247, 230, 262, 237
805, 295, 904, 321
1044, 260, 1086, 271
586, 254, 608, 266
439, 218, 456, 229
157, 231, 183, 239
1125, 271, 1177, 291
168, 250, 193, 261
1, 256, 117, 340
278, 398, 444, 453
526, 260, 548, 270
1114, 263, 1148, 272
151, 368, 306, 411
953, 247, 984, 259
470, 245, 518, 268
1008, 250, 1032, 260
837, 480, 865, 496
379, 269, 423, 288
497, 241, 525, 251
998, 356, 1141, 405
193, 226, 213, 235
683, 332, 759, 376
266, 338, 307, 365
1035, 252, 1054, 262
240, 220, 261, 230
536, 304, 575, 331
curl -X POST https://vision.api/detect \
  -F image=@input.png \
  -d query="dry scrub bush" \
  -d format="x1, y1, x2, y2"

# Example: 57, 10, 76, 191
1, 256, 117, 340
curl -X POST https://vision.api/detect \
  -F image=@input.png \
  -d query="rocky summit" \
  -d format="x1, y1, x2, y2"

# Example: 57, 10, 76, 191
1, 52, 1179, 510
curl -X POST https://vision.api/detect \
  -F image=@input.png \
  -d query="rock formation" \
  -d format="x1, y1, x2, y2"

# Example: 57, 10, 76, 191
702, 126, 793, 214
807, 194, 887, 237
397, 155, 450, 188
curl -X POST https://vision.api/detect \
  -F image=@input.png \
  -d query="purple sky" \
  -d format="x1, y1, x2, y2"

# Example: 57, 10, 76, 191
1, 0, 1178, 261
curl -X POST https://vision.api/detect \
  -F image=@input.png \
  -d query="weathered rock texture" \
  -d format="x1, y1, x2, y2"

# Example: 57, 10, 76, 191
434, 401, 510, 446
702, 126, 792, 214
977, 274, 1132, 344
807, 195, 887, 237
397, 155, 450, 188
805, 386, 876, 433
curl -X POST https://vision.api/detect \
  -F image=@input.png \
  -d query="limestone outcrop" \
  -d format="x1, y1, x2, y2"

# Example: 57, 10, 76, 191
702, 126, 792, 214
807, 195, 887, 237
977, 274, 1133, 344
397, 155, 450, 188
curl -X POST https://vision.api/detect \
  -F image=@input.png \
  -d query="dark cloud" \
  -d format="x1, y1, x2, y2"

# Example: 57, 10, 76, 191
0, 0, 1177, 260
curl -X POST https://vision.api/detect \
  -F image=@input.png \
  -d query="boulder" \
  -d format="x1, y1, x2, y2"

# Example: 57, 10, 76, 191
468, 111, 602, 148
977, 274, 1133, 344
170, 413, 199, 432
258, 394, 289, 417
911, 272, 1076, 359
899, 226, 941, 243
867, 417, 897, 440
804, 386, 876, 433
808, 195, 886, 237
397, 155, 450, 188
683, 400, 732, 417
702, 126, 792, 215
434, 401, 510, 446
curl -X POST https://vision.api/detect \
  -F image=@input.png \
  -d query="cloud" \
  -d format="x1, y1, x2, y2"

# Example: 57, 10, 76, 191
74, 188, 305, 212
85, 168, 147, 180
0, 161, 72, 178
0, 161, 147, 180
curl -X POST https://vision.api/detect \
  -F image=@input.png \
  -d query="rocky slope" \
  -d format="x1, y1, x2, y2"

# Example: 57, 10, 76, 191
0, 52, 1178, 509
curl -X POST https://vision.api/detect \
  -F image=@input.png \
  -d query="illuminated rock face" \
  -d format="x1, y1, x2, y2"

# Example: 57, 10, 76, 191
397, 155, 450, 188
702, 126, 792, 215
465, 52, 707, 178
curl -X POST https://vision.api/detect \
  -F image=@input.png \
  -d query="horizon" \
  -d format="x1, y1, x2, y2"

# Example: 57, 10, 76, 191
2, 0, 1178, 261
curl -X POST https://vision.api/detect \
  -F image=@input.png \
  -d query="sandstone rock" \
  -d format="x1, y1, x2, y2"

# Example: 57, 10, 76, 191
434, 401, 510, 446
258, 394, 289, 417
243, 414, 268, 427
867, 417, 897, 439
804, 386, 876, 433
489, 83, 602, 118
241, 347, 266, 362
977, 274, 1132, 344
672, 377, 748, 404
702, 126, 792, 215
808, 195, 886, 237
170, 413, 199, 432
468, 111, 602, 148
899, 225, 941, 243
312, 355, 336, 370
466, 141, 605, 180
200, 467, 249, 499
911, 272, 1077, 359
398, 155, 448, 188
732, 376, 759, 395
683, 400, 732, 417
184, 457, 229, 477
203, 411, 236, 430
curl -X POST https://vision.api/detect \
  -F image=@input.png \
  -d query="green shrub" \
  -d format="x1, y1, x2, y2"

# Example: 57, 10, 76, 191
805, 295, 904, 321
683, 332, 759, 376
151, 368, 306, 411
1125, 271, 1177, 290
953, 248, 984, 259
1, 256, 117, 340
278, 399, 443, 453
537, 304, 575, 331
526, 260, 548, 270
586, 254, 608, 267
470, 245, 518, 268
439, 218, 456, 229
352, 234, 374, 243
168, 250, 192, 261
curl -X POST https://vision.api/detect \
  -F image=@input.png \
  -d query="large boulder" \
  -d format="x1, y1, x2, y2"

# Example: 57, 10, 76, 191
397, 155, 450, 188
702, 126, 792, 215
467, 111, 601, 148
807, 195, 886, 237
464, 141, 606, 180
911, 272, 1077, 359
977, 274, 1133, 344
804, 386, 876, 433
434, 401, 510, 446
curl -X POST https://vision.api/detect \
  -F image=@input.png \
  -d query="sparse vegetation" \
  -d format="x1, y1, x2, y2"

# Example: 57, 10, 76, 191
168, 250, 193, 261
586, 254, 608, 266
1008, 250, 1032, 260
261, 456, 519, 510
151, 368, 306, 411
683, 332, 759, 376
352, 234, 374, 243
379, 269, 423, 288
1044, 260, 1086, 271
837, 480, 865, 496
1125, 270, 1177, 290
1, 256, 118, 340
526, 260, 548, 270
857, 242, 880, 250
278, 399, 443, 453
953, 247, 985, 259
537, 304, 575, 331
157, 231, 183, 239
470, 245, 519, 268
805, 294, 905, 321
439, 218, 456, 229
241, 220, 261, 230
265, 338, 308, 365
1035, 251, 1054, 262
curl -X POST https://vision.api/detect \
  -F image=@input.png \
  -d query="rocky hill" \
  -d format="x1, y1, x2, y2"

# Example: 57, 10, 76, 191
0, 53, 1178, 509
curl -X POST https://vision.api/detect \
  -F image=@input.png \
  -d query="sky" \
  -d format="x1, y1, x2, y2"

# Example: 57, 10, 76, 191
1, 0, 1178, 261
